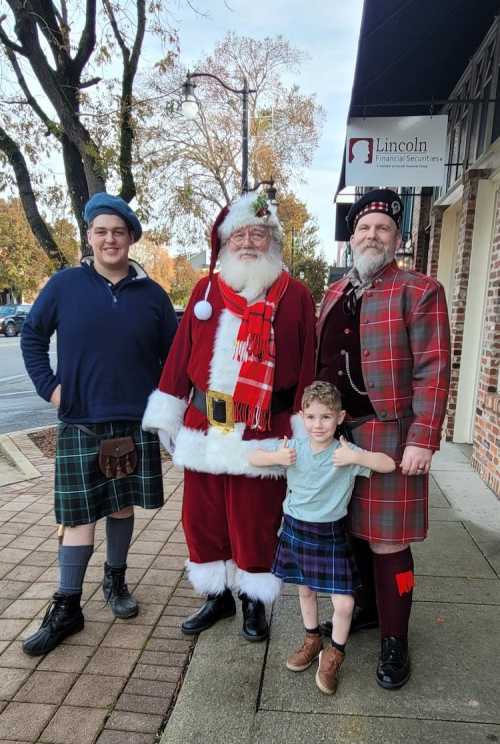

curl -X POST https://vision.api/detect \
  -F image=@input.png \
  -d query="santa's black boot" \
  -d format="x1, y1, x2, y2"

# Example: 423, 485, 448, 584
181, 588, 236, 635
239, 593, 268, 642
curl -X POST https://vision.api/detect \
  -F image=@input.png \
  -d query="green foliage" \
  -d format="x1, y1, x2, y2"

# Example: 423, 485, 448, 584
168, 253, 203, 307
294, 253, 329, 303
0, 200, 78, 300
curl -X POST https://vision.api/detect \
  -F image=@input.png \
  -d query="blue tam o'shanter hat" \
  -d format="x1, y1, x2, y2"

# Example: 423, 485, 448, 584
83, 193, 142, 243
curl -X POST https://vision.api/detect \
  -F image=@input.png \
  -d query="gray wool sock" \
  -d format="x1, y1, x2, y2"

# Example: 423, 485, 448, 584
106, 514, 134, 568
58, 544, 94, 595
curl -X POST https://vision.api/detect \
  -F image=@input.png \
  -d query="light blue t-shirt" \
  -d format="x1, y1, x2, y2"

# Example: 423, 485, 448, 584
282, 437, 371, 524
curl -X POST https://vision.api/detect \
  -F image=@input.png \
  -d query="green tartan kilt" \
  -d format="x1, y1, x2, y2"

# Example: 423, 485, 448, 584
54, 421, 164, 526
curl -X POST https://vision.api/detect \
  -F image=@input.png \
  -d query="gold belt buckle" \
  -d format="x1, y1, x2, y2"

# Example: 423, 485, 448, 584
206, 389, 235, 433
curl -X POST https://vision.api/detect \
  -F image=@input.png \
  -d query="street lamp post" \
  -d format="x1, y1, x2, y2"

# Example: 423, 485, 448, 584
182, 72, 257, 194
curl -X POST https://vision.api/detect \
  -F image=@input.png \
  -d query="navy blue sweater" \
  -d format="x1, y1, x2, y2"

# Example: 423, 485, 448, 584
21, 260, 177, 423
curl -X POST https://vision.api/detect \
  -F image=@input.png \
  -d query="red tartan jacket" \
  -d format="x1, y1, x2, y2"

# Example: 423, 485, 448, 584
317, 261, 451, 451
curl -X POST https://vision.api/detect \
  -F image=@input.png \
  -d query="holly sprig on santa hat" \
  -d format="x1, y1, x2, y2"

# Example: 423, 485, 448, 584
252, 193, 271, 218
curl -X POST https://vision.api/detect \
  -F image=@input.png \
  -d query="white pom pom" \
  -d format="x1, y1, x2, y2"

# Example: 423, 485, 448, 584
194, 299, 212, 320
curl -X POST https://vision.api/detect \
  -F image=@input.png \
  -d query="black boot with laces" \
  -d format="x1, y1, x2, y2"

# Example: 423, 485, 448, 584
22, 592, 84, 656
102, 562, 139, 619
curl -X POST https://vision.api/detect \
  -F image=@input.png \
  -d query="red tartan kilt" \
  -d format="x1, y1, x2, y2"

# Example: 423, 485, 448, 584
347, 417, 428, 543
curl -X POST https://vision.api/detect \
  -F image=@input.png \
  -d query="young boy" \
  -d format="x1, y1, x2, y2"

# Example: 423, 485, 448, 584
248, 381, 395, 695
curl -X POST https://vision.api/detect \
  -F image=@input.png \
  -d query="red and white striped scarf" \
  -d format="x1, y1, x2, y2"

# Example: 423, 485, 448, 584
217, 271, 290, 431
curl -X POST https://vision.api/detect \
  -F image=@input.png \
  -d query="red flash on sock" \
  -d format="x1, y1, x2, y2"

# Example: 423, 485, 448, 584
395, 570, 415, 596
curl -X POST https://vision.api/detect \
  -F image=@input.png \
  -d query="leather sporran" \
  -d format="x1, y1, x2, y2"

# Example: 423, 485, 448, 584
98, 436, 137, 479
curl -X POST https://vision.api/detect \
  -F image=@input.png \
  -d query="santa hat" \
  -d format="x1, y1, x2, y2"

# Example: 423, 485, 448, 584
194, 192, 282, 321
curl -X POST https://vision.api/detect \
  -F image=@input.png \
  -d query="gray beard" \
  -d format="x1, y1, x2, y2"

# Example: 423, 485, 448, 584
352, 248, 392, 282
218, 246, 284, 302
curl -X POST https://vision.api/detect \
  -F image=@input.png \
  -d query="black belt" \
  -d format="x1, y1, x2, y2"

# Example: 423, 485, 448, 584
191, 386, 295, 426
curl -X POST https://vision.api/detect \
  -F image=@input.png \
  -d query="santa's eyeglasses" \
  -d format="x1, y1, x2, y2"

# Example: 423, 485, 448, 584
229, 228, 270, 246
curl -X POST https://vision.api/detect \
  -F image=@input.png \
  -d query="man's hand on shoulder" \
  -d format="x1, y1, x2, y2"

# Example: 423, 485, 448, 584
400, 445, 433, 476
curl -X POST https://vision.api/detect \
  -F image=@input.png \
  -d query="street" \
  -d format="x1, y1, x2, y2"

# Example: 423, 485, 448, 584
0, 335, 58, 434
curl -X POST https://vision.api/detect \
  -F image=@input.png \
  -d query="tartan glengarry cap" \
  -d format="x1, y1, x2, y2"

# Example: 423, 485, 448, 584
83, 193, 142, 243
346, 189, 403, 235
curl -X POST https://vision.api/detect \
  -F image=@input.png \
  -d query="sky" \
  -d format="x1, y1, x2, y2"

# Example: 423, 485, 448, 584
166, 0, 364, 263
0, 0, 363, 264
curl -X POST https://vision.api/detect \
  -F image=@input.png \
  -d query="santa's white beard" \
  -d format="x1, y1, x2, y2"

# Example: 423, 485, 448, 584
353, 243, 394, 281
218, 245, 284, 301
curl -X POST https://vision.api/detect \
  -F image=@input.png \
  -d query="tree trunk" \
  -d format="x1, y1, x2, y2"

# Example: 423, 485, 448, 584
61, 135, 91, 255
0, 125, 66, 268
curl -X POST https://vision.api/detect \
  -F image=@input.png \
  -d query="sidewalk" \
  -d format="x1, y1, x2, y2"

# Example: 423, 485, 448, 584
0, 436, 499, 743
0, 429, 197, 744
160, 443, 500, 744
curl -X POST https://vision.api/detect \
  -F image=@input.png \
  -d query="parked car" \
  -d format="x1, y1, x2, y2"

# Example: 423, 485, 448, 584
0, 304, 32, 337
174, 306, 184, 322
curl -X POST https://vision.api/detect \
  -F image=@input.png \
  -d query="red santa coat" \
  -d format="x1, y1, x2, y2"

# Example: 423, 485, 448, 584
143, 273, 316, 595
317, 261, 451, 542
144, 273, 316, 476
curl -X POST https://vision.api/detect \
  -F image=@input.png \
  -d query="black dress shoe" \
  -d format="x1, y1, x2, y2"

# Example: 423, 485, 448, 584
376, 636, 411, 689
103, 562, 139, 619
239, 593, 268, 642
181, 588, 236, 635
319, 605, 379, 638
23, 592, 84, 657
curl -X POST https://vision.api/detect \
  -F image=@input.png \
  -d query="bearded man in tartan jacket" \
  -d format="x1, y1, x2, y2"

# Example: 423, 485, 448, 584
317, 188, 451, 689
143, 192, 316, 642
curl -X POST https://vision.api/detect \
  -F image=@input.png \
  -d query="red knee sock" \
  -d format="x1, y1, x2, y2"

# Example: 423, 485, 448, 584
373, 548, 414, 638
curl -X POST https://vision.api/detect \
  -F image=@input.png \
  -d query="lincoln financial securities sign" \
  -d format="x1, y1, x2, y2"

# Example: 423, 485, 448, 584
346, 115, 448, 187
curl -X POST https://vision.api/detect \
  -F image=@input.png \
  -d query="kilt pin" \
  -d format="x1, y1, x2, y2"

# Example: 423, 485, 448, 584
317, 261, 451, 543
143, 274, 316, 602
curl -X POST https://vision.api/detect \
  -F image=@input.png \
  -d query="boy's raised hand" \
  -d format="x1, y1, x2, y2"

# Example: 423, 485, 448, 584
275, 436, 297, 466
332, 436, 357, 467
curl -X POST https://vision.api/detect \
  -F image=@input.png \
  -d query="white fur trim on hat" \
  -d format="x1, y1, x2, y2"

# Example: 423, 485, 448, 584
186, 559, 227, 595
218, 192, 282, 244
237, 569, 282, 603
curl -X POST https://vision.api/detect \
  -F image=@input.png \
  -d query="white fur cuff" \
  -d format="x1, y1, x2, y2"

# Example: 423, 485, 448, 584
186, 559, 227, 595
238, 569, 282, 603
142, 389, 187, 438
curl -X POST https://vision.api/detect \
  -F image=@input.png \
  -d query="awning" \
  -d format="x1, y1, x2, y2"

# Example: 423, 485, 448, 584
334, 0, 500, 241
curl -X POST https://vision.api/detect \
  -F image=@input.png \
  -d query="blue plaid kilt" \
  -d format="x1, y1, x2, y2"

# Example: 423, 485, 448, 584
54, 421, 164, 526
272, 514, 361, 594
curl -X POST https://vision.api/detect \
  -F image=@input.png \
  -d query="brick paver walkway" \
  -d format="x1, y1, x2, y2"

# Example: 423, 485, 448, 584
0, 430, 199, 744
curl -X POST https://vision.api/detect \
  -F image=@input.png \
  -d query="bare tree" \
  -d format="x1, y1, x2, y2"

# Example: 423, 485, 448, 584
0, 0, 176, 260
136, 33, 324, 243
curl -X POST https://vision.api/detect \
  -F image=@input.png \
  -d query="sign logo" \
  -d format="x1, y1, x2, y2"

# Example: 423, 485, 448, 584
348, 137, 373, 164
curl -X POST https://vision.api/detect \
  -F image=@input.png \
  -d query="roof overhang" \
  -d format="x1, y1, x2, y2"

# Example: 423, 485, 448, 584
334, 0, 500, 241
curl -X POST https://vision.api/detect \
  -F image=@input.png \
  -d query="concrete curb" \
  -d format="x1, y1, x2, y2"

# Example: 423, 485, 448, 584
0, 431, 41, 484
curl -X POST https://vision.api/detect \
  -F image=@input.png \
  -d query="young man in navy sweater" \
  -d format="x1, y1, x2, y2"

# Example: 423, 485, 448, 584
21, 194, 178, 656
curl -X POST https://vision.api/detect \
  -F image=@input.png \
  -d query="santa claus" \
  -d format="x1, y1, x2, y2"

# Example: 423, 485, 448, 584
143, 191, 316, 641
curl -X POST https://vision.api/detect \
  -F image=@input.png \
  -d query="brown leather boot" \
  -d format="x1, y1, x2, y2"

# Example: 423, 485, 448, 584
286, 632, 323, 672
315, 645, 345, 694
